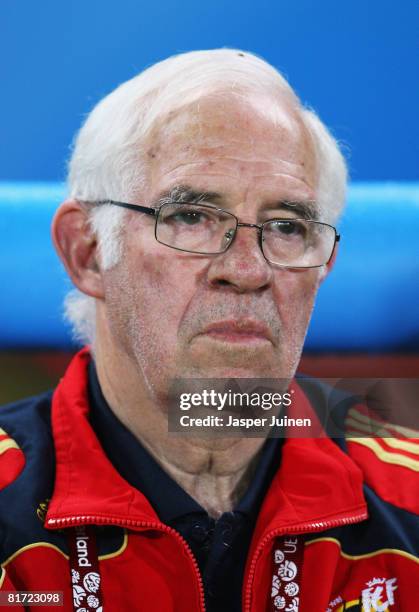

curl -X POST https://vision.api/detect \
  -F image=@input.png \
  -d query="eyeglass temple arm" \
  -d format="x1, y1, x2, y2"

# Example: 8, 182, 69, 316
95, 200, 157, 216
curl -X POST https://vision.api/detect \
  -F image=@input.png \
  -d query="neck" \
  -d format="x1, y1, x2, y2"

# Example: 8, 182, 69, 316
93, 335, 266, 518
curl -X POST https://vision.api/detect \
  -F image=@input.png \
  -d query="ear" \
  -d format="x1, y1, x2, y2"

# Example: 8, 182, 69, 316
319, 242, 339, 282
51, 199, 105, 299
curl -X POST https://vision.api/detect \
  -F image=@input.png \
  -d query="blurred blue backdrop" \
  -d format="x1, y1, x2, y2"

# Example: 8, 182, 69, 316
1, 182, 418, 351
1, 0, 418, 182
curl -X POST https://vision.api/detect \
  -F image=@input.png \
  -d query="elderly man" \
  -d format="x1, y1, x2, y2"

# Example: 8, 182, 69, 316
0, 50, 417, 612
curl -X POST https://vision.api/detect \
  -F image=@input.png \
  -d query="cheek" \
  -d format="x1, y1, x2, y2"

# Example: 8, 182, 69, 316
122, 239, 207, 345
272, 270, 320, 331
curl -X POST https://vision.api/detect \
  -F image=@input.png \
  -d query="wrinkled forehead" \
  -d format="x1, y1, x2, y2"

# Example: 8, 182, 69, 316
144, 90, 318, 179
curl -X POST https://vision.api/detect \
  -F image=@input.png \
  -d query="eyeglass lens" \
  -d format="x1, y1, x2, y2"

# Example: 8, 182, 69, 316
156, 202, 237, 254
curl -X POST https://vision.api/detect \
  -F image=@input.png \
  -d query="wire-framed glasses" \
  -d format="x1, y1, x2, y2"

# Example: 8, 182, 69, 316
93, 200, 340, 268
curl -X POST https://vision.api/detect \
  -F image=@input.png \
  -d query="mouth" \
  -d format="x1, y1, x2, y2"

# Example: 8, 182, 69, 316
198, 319, 274, 345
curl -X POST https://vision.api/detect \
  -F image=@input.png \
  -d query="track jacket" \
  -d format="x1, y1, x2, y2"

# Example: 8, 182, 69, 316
0, 349, 418, 611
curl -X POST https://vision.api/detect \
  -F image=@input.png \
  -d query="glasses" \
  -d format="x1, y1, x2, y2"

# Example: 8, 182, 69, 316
93, 200, 340, 268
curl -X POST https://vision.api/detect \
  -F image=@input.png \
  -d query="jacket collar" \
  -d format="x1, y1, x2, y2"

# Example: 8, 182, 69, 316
47, 348, 159, 526
251, 379, 367, 545
46, 349, 367, 532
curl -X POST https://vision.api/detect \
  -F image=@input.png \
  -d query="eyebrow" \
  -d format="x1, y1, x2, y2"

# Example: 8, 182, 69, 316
268, 200, 318, 220
152, 185, 223, 208
152, 184, 318, 220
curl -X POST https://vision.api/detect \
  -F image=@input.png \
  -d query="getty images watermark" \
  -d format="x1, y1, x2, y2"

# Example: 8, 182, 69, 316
178, 386, 306, 430
167, 378, 419, 438
168, 378, 310, 438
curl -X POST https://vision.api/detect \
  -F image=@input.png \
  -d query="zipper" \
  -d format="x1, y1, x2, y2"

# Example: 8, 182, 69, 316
243, 509, 368, 612
48, 508, 367, 612
47, 515, 206, 611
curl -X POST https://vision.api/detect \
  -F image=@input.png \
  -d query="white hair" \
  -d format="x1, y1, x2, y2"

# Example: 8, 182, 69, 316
64, 48, 348, 346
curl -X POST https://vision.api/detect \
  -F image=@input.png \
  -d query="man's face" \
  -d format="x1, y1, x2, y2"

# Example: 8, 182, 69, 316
101, 92, 325, 399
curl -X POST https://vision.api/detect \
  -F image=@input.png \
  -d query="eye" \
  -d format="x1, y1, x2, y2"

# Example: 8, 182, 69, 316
162, 203, 221, 228
269, 220, 306, 237
169, 209, 206, 225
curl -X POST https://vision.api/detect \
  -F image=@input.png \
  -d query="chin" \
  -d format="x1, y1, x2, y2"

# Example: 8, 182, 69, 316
182, 362, 293, 380
173, 339, 302, 381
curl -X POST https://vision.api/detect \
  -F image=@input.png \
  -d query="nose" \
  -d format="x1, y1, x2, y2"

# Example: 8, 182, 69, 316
207, 225, 272, 292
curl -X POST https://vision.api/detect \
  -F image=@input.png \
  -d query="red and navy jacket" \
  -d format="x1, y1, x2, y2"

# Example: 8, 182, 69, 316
0, 349, 418, 611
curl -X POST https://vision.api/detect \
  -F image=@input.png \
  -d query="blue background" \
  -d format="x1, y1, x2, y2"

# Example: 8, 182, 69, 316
1, 1, 418, 352
1, 0, 418, 182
